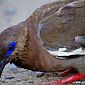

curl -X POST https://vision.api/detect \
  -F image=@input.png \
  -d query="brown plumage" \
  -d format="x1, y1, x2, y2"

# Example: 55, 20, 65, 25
0, 0, 85, 84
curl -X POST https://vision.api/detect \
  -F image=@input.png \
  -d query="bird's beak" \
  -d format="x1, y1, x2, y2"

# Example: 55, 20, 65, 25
0, 59, 9, 77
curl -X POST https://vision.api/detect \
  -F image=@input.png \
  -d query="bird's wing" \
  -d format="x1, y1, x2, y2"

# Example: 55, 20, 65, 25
38, 0, 85, 59
46, 47, 85, 59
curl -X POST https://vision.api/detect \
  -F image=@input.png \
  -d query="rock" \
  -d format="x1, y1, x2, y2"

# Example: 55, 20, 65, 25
5, 77, 15, 80
36, 72, 45, 77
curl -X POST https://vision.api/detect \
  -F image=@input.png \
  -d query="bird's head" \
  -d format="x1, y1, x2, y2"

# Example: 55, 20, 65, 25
0, 24, 27, 77
0, 41, 17, 76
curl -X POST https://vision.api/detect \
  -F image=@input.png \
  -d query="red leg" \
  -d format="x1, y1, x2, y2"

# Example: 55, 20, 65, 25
58, 68, 78, 77
50, 73, 85, 85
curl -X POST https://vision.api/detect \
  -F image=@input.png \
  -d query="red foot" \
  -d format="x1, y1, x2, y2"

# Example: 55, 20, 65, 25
58, 68, 78, 77
50, 73, 85, 85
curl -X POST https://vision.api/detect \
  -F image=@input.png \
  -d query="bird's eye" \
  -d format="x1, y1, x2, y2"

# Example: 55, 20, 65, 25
8, 45, 14, 51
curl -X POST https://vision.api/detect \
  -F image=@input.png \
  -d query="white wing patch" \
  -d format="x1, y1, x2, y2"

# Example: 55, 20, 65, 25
47, 48, 85, 57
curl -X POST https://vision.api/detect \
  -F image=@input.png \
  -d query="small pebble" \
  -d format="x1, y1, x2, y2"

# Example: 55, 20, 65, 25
17, 79, 22, 82
5, 77, 15, 80
28, 80, 34, 83
36, 72, 45, 77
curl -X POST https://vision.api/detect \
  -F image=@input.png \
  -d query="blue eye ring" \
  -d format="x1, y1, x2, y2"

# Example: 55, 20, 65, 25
6, 41, 17, 58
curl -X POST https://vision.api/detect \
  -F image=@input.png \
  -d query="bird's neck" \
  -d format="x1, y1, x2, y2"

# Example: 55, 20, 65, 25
10, 22, 65, 72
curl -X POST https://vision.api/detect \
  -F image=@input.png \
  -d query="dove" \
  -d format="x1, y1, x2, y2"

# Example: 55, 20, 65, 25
0, 0, 85, 85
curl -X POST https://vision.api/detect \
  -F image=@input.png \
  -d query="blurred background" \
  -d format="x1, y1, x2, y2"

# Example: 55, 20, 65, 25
0, 0, 57, 32
0, 0, 59, 85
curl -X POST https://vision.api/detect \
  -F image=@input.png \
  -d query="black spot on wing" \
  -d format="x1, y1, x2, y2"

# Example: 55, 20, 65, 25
56, 55, 85, 60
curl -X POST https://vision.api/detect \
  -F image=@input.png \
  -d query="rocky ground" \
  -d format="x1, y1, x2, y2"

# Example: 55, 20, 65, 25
0, 63, 83, 85
0, 63, 60, 85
